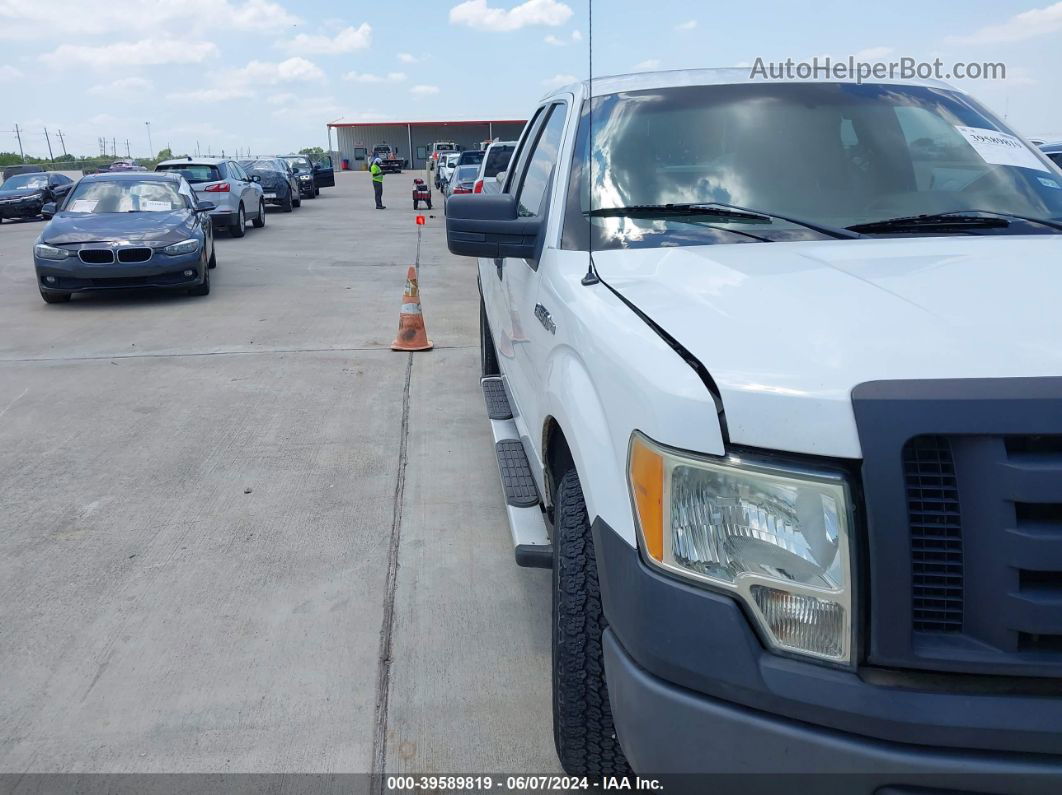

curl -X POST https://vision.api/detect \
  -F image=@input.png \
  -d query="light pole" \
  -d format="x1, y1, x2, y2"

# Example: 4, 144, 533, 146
145, 121, 154, 159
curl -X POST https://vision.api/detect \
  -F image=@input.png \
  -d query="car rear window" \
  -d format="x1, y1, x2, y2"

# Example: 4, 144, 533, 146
454, 165, 479, 182
483, 146, 514, 177
458, 151, 485, 166
156, 164, 222, 183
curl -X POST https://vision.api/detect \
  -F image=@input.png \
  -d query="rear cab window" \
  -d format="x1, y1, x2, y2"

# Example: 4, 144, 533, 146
156, 164, 222, 184
483, 146, 515, 178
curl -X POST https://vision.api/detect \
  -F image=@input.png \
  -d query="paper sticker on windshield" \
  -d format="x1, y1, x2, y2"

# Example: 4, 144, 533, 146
142, 200, 172, 212
1038, 176, 1060, 189
69, 199, 97, 212
954, 126, 1050, 172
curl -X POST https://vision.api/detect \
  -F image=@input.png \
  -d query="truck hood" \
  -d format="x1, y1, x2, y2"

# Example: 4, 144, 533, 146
593, 236, 1062, 458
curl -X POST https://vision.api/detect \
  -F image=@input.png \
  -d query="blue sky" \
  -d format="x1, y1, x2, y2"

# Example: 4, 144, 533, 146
1, 0, 1060, 158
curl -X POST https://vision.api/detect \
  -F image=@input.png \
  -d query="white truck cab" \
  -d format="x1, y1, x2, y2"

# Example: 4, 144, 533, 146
446, 69, 1062, 789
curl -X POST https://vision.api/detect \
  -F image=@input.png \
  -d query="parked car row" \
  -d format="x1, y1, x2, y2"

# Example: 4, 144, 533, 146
26, 152, 335, 303
431, 142, 518, 200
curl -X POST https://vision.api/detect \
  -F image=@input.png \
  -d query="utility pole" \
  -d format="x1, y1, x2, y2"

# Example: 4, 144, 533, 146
44, 127, 54, 161
112, 137, 117, 158
57, 129, 67, 156
145, 121, 153, 159
125, 139, 131, 158
14, 123, 25, 161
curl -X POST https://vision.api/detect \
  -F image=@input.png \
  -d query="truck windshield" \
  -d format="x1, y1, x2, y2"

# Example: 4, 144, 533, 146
565, 82, 1062, 250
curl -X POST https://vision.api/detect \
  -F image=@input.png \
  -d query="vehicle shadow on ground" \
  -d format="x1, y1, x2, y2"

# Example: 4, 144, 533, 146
52, 288, 212, 309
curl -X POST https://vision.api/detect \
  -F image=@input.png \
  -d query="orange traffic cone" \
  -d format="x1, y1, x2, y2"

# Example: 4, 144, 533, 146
391, 266, 433, 352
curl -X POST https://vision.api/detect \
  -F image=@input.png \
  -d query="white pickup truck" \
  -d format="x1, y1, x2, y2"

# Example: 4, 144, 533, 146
446, 69, 1062, 789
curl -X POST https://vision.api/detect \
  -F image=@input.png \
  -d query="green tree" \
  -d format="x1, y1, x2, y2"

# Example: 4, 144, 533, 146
299, 146, 325, 155
156, 147, 174, 161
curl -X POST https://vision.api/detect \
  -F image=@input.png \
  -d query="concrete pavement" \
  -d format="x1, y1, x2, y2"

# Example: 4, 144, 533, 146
0, 172, 558, 775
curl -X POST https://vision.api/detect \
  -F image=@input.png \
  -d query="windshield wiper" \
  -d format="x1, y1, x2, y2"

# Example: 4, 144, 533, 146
586, 202, 861, 240
847, 212, 1011, 234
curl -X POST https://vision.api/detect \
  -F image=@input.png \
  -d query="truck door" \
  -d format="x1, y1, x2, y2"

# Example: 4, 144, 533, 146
481, 101, 569, 471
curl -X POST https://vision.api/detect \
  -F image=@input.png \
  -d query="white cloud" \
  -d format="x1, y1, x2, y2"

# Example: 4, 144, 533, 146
88, 76, 153, 97
949, 2, 1062, 44
0, 0, 299, 40
410, 84, 440, 96
676, 20, 697, 31
231, 57, 326, 84
167, 87, 255, 103
854, 46, 893, 60
278, 23, 372, 54
450, 0, 572, 32
0, 64, 23, 82
166, 57, 323, 103
42, 39, 219, 68
344, 71, 407, 83
270, 95, 344, 120
267, 92, 297, 105
633, 59, 662, 70
542, 73, 577, 87
545, 29, 582, 45
397, 52, 419, 63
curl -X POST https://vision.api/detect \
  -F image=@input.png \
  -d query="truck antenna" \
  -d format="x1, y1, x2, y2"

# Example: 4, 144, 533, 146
581, 0, 600, 286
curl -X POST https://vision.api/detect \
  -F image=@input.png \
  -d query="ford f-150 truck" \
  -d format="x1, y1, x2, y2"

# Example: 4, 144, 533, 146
445, 69, 1062, 791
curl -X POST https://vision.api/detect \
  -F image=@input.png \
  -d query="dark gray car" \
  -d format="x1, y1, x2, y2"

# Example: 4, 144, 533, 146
33, 172, 216, 303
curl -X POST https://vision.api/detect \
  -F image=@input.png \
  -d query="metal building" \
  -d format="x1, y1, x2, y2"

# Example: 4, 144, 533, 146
327, 119, 527, 171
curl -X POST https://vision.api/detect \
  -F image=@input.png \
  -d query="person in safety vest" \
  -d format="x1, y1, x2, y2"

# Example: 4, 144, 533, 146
371, 157, 385, 209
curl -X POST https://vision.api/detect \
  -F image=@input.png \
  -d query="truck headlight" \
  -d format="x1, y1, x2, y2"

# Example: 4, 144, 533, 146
628, 432, 854, 664
162, 238, 200, 256
34, 243, 73, 260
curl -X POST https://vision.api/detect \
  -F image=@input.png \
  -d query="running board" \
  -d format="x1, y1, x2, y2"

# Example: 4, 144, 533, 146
482, 377, 552, 569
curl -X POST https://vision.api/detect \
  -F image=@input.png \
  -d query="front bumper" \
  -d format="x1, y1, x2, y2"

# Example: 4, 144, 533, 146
592, 518, 1062, 784
0, 198, 44, 219
35, 251, 204, 292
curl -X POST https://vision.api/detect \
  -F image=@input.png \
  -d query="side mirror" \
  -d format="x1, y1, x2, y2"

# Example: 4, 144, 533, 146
41, 202, 57, 219
251, 174, 261, 183
53, 184, 73, 197
446, 194, 541, 260
197, 201, 216, 212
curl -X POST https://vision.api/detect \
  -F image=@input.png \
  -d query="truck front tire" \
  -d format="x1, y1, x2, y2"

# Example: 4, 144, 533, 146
552, 468, 631, 776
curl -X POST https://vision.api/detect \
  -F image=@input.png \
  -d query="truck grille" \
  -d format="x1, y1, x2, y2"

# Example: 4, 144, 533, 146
852, 378, 1062, 678
904, 436, 963, 633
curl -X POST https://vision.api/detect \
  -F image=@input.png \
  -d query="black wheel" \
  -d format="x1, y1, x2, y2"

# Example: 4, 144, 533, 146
208, 246, 217, 269
188, 266, 210, 296
292, 189, 301, 208
427, 200, 432, 210
314, 186, 320, 197
40, 290, 71, 304
230, 205, 246, 238
413, 200, 419, 210
282, 193, 293, 212
306, 188, 316, 200
480, 294, 499, 377
552, 468, 631, 776
252, 200, 265, 228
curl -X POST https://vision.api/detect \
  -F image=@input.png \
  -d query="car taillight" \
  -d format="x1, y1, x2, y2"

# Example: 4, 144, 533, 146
204, 182, 230, 192
473, 179, 484, 194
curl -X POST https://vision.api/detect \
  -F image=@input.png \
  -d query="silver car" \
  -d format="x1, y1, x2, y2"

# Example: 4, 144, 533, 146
155, 157, 265, 237
475, 140, 517, 194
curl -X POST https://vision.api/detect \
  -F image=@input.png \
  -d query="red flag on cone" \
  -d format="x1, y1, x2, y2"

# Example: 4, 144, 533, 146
391, 266, 433, 352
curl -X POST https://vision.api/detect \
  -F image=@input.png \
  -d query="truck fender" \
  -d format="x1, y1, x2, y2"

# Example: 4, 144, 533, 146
541, 347, 637, 546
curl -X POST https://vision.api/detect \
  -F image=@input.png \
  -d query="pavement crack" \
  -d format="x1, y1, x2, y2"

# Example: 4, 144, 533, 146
371, 351, 414, 786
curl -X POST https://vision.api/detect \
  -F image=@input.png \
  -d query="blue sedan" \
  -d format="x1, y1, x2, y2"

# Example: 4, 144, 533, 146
33, 172, 216, 304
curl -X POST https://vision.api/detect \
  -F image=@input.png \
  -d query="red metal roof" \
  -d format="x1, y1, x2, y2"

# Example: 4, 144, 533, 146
328, 119, 526, 128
